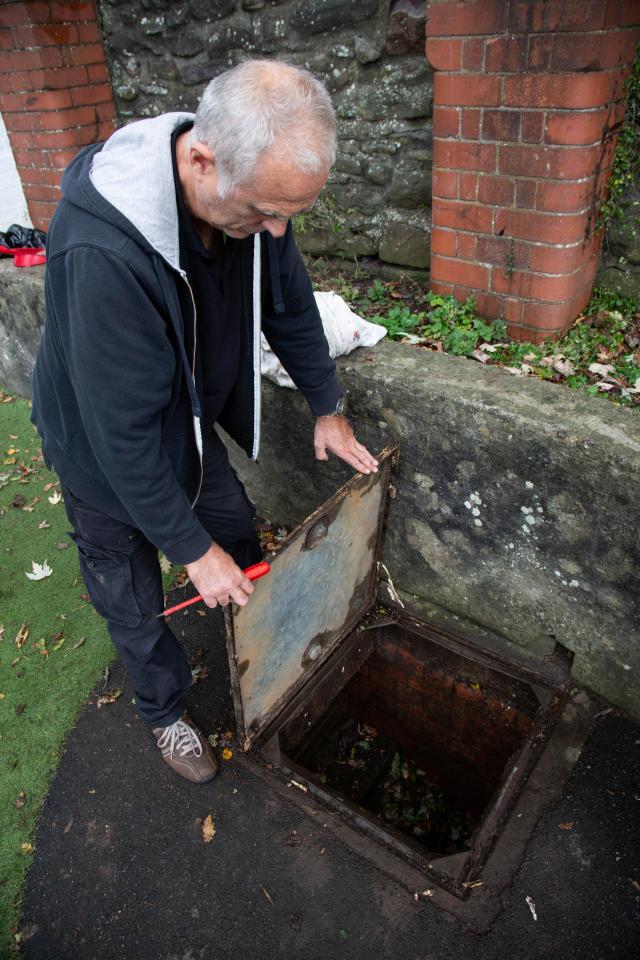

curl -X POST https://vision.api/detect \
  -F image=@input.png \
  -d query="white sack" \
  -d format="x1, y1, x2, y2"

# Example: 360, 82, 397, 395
261, 291, 387, 389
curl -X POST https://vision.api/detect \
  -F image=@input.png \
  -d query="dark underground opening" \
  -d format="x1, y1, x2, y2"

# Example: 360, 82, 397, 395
280, 624, 540, 861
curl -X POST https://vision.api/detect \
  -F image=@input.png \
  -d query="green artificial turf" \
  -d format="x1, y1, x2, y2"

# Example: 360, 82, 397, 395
0, 392, 115, 955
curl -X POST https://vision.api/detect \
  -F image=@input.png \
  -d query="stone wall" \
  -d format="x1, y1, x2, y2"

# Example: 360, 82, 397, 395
96, 0, 431, 269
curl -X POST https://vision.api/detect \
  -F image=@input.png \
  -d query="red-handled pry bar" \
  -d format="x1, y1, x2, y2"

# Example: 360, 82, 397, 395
159, 560, 270, 617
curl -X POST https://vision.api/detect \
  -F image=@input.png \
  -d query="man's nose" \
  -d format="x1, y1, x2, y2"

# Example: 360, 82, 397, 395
261, 219, 288, 238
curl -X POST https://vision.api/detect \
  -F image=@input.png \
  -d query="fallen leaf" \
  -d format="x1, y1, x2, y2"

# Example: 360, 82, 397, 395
588, 362, 615, 377
0, 692, 5, 699
20, 843, 33, 855
16, 791, 26, 808
522, 352, 537, 362
0, 624, 4, 641
222, 748, 233, 761
96, 688, 123, 708
43, 481, 57, 492
470, 349, 489, 363
559, 822, 574, 830
261, 886, 274, 905
159, 554, 172, 575
202, 814, 216, 843
14, 624, 29, 649
55, 542, 69, 551
596, 381, 616, 392
25, 560, 53, 581
72, 637, 86, 650
38, 520, 50, 530
47, 490, 62, 505
552, 357, 575, 377
52, 637, 65, 652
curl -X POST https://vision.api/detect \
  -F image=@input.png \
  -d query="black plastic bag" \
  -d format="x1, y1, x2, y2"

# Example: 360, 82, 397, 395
0, 224, 47, 249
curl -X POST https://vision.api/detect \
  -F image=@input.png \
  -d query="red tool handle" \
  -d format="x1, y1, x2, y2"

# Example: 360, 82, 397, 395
160, 560, 270, 617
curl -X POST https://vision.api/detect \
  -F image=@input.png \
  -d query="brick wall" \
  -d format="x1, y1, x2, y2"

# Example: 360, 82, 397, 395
0, 0, 116, 230
426, 0, 640, 341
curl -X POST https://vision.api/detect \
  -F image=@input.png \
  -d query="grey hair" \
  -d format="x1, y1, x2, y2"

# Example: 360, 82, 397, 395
191, 59, 337, 197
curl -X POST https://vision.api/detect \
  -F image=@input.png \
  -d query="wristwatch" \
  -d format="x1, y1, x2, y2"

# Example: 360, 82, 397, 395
322, 397, 347, 417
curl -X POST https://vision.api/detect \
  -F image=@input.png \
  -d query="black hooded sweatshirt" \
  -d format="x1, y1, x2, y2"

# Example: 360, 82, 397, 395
31, 112, 342, 565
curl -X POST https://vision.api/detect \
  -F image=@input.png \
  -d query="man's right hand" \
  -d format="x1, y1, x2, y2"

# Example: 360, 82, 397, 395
185, 542, 255, 608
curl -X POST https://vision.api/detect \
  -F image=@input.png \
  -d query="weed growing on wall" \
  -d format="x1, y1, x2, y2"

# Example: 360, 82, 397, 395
599, 40, 640, 240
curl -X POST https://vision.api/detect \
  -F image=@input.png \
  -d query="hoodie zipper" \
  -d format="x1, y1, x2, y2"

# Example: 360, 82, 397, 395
183, 272, 204, 507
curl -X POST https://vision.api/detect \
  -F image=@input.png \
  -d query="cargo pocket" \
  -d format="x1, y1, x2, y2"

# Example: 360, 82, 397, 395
71, 534, 143, 628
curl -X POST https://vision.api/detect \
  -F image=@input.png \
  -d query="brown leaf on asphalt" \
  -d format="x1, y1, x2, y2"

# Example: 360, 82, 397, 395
14, 624, 29, 649
202, 814, 216, 843
261, 886, 274, 905
96, 688, 123, 708
559, 822, 574, 830
16, 791, 26, 808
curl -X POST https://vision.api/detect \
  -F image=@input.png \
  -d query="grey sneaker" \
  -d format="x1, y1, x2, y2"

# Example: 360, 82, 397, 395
152, 713, 219, 784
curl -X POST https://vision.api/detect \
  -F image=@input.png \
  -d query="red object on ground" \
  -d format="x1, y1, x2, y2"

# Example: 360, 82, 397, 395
160, 561, 271, 617
0, 244, 46, 266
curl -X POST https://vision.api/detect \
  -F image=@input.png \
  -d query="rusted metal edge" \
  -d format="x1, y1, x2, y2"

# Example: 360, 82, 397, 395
252, 746, 463, 899
460, 691, 567, 887
378, 597, 573, 695
226, 443, 400, 752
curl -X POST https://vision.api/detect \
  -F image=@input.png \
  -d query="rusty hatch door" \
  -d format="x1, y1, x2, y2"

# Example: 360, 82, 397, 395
224, 444, 399, 751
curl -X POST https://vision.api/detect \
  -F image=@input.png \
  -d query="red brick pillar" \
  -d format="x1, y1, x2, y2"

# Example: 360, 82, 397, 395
0, 0, 116, 230
426, 0, 640, 342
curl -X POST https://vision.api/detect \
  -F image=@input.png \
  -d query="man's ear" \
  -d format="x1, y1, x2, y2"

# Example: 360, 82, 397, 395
189, 141, 215, 179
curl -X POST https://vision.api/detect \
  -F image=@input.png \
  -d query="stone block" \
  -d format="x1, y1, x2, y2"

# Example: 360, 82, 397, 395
385, 158, 431, 208
290, 0, 379, 36
189, 0, 237, 20
379, 219, 430, 267
0, 261, 44, 399
386, 0, 426, 56
165, 27, 206, 57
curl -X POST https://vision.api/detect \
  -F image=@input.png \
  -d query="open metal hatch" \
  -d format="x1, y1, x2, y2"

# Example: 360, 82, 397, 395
224, 445, 399, 750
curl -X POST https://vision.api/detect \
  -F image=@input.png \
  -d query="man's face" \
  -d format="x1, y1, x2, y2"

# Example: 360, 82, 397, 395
190, 144, 329, 240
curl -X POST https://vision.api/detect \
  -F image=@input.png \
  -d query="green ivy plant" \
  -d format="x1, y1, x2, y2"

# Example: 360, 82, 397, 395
599, 40, 640, 238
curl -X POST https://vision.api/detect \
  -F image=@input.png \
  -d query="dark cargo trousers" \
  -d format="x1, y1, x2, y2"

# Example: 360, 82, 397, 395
61, 428, 262, 728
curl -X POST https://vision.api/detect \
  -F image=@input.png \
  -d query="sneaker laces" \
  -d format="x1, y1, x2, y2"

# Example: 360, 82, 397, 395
157, 718, 203, 759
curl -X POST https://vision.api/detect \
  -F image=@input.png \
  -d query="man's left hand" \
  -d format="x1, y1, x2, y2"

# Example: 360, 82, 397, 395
314, 415, 379, 474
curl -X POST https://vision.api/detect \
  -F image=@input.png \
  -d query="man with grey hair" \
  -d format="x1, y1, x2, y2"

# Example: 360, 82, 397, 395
32, 59, 378, 785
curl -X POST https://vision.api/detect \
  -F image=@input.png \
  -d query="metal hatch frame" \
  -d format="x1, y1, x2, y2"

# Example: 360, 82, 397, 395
224, 443, 400, 751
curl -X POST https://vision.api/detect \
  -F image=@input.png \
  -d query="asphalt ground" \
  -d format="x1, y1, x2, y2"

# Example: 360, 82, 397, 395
18, 593, 640, 960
